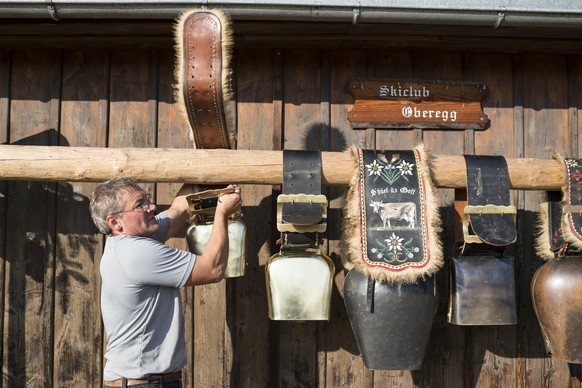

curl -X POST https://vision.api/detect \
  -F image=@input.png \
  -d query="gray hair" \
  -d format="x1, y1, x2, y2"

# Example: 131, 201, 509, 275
90, 178, 144, 234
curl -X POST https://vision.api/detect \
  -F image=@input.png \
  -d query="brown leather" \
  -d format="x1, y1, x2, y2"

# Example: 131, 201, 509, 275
104, 371, 182, 387
180, 11, 231, 149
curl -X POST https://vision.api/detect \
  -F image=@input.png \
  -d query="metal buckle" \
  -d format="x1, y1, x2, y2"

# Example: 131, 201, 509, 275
276, 193, 328, 233
186, 187, 234, 215
462, 204, 517, 244
562, 204, 582, 215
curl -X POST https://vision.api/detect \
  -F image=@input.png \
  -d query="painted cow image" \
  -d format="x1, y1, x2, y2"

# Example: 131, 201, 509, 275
370, 201, 417, 228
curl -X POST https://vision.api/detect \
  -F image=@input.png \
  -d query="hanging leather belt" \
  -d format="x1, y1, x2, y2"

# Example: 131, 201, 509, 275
461, 155, 517, 249
266, 150, 334, 321
448, 155, 518, 325
535, 156, 582, 259
177, 10, 246, 278
177, 9, 234, 150
278, 150, 327, 248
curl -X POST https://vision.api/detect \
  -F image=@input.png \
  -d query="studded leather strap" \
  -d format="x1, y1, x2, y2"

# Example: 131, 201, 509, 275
281, 150, 323, 248
180, 11, 231, 149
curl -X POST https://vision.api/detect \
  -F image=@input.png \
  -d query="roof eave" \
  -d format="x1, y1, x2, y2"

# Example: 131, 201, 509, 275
2, 1, 582, 29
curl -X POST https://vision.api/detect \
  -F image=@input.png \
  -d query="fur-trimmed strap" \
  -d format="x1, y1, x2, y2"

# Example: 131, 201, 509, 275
536, 151, 582, 259
174, 9, 235, 149
558, 155, 582, 250
536, 191, 571, 260
343, 144, 443, 284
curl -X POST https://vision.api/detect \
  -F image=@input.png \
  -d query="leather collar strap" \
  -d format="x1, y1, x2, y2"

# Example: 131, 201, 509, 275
462, 155, 517, 252
557, 157, 582, 253
179, 10, 232, 149
279, 150, 324, 248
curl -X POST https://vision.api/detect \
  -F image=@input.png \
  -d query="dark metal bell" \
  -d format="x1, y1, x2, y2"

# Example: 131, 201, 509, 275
343, 269, 438, 370
448, 255, 517, 325
531, 256, 582, 364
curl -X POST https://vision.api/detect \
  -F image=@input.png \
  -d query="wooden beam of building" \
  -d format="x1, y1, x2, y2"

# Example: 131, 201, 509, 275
0, 145, 564, 190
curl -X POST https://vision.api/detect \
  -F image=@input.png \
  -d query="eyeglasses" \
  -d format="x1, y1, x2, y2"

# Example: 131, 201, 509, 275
110, 194, 153, 216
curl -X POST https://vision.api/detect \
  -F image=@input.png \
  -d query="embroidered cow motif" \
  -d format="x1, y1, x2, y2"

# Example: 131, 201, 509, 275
343, 146, 443, 283
370, 201, 417, 228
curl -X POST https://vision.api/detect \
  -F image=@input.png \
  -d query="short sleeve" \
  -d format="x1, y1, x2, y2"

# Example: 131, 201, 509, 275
154, 212, 171, 242
115, 236, 196, 288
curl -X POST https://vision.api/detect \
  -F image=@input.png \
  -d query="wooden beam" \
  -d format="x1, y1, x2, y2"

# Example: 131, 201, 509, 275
0, 145, 564, 190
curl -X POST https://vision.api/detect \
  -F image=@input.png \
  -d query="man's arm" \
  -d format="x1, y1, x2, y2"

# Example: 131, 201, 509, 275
162, 184, 196, 240
183, 185, 241, 286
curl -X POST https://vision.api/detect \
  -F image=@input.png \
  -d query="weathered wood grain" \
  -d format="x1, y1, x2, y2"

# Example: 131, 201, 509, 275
155, 48, 196, 387
412, 50, 466, 388
372, 50, 420, 152
325, 49, 371, 388
465, 52, 518, 388
0, 37, 581, 388
521, 54, 573, 388
1, 21, 582, 55
569, 55, 582, 386
278, 49, 321, 387
0, 145, 566, 190
3, 49, 59, 387
53, 49, 107, 388
233, 48, 277, 388
0, 48, 9, 388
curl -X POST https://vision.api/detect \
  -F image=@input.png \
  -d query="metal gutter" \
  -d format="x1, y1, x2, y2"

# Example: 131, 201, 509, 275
1, 0, 581, 29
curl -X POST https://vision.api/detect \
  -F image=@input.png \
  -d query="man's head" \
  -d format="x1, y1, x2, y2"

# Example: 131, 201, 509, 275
90, 178, 158, 236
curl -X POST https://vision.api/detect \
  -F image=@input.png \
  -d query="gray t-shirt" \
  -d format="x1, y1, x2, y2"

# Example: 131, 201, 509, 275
100, 212, 196, 380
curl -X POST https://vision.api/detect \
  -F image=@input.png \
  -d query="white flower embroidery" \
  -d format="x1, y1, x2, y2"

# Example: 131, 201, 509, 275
366, 160, 384, 176
397, 160, 414, 176
385, 233, 404, 253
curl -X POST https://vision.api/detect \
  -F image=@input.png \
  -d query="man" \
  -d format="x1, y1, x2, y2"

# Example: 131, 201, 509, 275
89, 178, 241, 388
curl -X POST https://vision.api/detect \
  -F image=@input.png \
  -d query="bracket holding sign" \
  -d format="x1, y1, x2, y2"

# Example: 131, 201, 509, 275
347, 79, 489, 130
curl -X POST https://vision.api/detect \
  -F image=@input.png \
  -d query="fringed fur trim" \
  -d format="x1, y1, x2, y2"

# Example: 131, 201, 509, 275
550, 149, 568, 201
341, 145, 362, 273
534, 201, 555, 261
551, 150, 582, 250
342, 144, 443, 285
173, 8, 236, 148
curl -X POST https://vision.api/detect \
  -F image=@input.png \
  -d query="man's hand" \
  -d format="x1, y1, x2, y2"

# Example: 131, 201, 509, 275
184, 184, 242, 286
215, 184, 242, 218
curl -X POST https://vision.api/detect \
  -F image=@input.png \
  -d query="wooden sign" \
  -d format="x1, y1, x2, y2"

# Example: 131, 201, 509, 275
347, 79, 489, 130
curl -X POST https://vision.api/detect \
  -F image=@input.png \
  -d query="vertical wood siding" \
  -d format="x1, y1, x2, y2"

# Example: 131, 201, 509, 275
0, 43, 581, 387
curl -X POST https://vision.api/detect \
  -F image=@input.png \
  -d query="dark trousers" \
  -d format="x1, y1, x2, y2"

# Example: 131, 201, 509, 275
103, 379, 182, 388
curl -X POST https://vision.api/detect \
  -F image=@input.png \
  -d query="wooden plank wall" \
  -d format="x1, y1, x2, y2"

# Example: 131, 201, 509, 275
0, 40, 581, 387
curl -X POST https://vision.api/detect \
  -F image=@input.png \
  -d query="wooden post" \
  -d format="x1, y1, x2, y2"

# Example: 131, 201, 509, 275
0, 144, 564, 190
